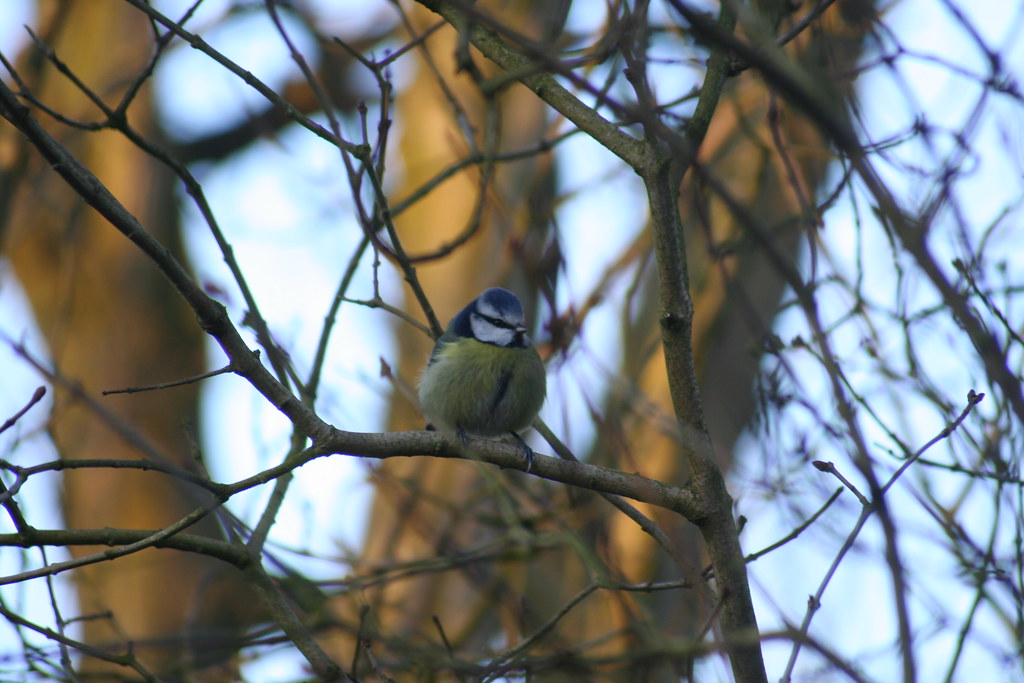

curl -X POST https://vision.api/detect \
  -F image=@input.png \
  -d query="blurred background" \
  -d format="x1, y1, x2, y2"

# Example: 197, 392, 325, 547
1, 0, 1022, 681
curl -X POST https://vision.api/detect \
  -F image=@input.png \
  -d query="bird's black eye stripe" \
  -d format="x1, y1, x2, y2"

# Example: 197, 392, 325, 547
479, 313, 516, 329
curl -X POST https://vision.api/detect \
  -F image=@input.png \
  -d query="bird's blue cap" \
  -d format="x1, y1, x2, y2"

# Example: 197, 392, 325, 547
476, 287, 524, 319
449, 287, 524, 337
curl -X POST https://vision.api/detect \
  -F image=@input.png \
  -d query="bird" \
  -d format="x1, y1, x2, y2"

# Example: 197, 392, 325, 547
418, 287, 547, 472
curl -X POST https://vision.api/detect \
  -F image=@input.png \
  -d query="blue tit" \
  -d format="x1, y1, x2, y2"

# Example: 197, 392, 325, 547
419, 287, 546, 471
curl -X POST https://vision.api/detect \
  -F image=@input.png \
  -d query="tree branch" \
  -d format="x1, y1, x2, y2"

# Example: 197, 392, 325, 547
410, 3, 767, 681
0, 75, 328, 443
415, 0, 645, 167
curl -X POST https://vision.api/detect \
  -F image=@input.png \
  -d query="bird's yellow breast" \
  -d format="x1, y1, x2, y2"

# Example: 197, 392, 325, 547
418, 337, 546, 436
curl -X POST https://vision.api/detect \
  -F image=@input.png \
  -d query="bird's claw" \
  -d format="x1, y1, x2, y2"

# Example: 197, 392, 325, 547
510, 431, 534, 473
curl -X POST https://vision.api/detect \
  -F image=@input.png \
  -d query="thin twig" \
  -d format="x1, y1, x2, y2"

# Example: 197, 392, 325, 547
101, 362, 239, 395
0, 386, 45, 436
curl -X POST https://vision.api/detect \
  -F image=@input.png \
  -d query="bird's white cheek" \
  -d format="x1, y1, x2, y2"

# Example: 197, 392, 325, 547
470, 316, 514, 346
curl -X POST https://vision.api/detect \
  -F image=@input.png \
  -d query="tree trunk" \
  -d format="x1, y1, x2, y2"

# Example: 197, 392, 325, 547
1, 3, 256, 678
339, 0, 876, 678
329, 0, 560, 671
